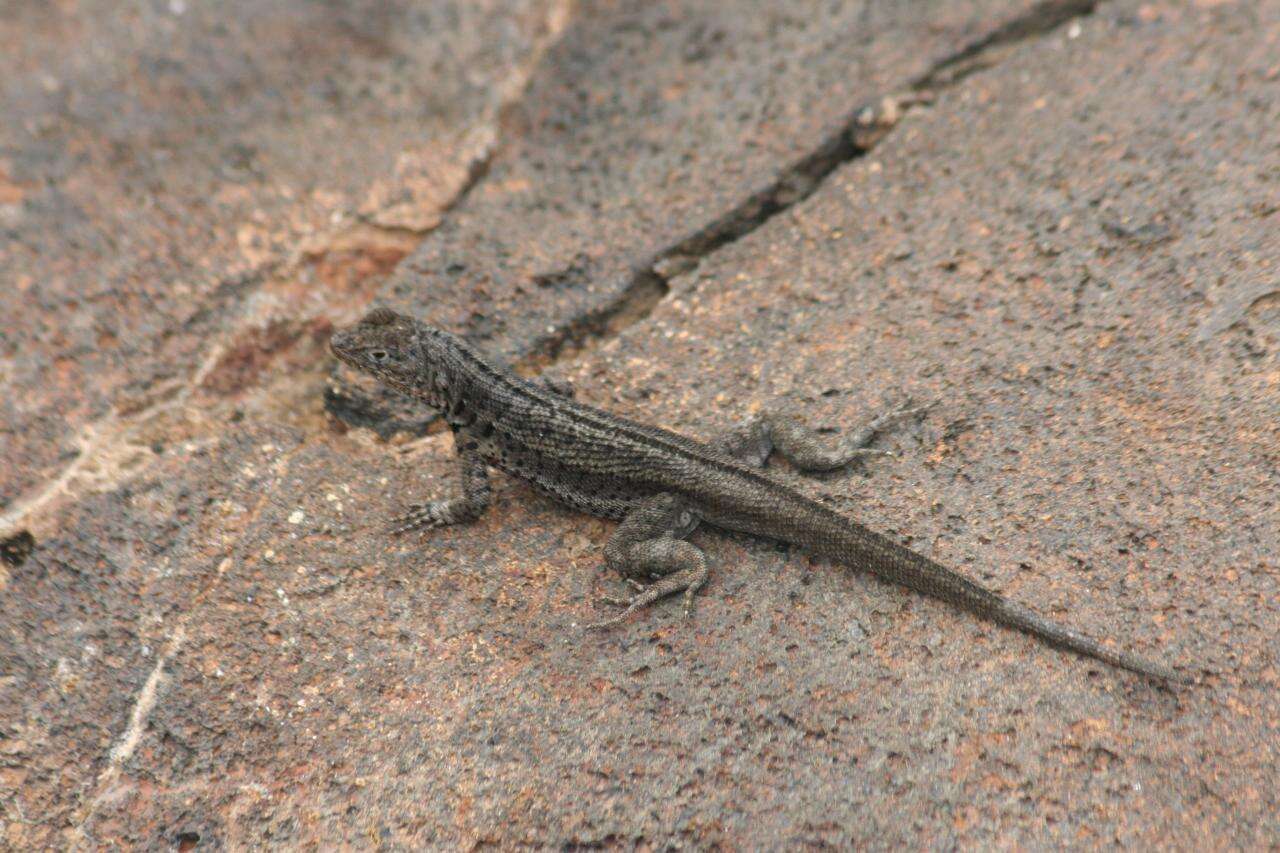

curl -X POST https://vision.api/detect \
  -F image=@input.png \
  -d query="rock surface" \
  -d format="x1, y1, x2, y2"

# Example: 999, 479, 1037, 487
2, 0, 1277, 848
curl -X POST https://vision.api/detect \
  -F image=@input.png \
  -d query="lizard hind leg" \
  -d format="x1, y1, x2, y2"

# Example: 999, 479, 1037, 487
717, 397, 930, 472
585, 493, 709, 629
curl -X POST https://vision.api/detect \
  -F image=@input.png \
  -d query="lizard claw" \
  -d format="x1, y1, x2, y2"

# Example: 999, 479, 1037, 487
843, 397, 934, 467
597, 576, 649, 609
582, 601, 641, 630
584, 580, 652, 629
891, 395, 935, 420
868, 395, 932, 430
391, 499, 473, 532
845, 447, 895, 458
598, 577, 647, 603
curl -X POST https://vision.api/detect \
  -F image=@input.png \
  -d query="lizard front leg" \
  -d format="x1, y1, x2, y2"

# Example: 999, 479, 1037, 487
585, 493, 708, 629
392, 437, 491, 534
717, 398, 928, 471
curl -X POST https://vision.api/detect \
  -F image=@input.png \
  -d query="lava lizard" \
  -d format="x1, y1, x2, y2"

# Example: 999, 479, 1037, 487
331, 308, 1183, 683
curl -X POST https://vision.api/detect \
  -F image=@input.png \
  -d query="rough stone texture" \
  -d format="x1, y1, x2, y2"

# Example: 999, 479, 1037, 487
377, 0, 1080, 367
0, 0, 566, 845
553, 1, 1279, 844
3, 0, 1279, 848
0, 0, 564, 505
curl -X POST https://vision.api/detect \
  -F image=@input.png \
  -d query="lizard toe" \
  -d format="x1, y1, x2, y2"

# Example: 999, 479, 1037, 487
582, 606, 638, 630
389, 507, 445, 534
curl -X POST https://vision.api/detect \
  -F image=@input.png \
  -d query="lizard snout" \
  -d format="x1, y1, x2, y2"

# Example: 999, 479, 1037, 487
329, 328, 355, 359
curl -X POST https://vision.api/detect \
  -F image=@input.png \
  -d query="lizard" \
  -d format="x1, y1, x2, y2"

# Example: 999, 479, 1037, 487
330, 307, 1184, 683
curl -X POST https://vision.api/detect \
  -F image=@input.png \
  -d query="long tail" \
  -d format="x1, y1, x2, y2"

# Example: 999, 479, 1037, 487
816, 514, 1185, 683
994, 599, 1183, 682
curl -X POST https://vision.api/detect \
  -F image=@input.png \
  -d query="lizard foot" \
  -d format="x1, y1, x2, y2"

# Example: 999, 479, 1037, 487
584, 567, 706, 630
875, 395, 934, 428
837, 395, 934, 465
389, 501, 453, 534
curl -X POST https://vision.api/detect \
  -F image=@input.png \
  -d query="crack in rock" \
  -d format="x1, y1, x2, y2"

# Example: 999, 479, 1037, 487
523, 0, 1101, 372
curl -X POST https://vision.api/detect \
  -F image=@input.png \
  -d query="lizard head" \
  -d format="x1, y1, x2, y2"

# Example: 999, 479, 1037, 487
330, 307, 453, 404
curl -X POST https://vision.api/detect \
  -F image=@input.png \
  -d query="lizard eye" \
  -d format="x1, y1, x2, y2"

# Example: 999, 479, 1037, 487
370, 350, 388, 362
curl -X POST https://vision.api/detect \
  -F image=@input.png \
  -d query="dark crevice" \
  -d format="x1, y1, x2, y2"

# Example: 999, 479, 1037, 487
917, 0, 1097, 89
325, 0, 1100, 434
515, 270, 668, 373
1, 530, 35, 567
529, 0, 1099, 370
322, 379, 441, 439
174, 831, 201, 852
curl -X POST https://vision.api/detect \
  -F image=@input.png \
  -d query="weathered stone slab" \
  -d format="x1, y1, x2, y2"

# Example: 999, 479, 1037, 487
377, 0, 1086, 367
0, 0, 562, 504
545, 0, 1278, 844
0, 1, 562, 846
3, 0, 1277, 848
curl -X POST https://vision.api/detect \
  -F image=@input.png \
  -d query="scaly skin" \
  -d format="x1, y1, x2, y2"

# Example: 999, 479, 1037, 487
331, 307, 1185, 683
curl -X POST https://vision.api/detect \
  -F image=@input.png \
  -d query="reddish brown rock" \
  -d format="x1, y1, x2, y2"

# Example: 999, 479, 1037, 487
2, 0, 1277, 848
